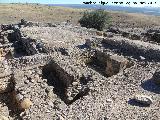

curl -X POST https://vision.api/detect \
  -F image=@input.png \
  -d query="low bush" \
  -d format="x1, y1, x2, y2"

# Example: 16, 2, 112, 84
79, 9, 111, 31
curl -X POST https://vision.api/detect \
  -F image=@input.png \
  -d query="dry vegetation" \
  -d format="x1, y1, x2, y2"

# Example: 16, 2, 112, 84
109, 11, 160, 28
0, 3, 84, 25
0, 3, 160, 28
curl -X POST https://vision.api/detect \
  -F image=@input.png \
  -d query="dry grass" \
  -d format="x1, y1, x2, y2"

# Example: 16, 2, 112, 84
0, 3, 160, 28
0, 3, 84, 25
109, 11, 160, 28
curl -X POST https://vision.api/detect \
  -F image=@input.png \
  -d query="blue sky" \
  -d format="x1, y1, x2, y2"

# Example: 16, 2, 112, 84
0, 0, 82, 4
0, 0, 85, 4
0, 0, 159, 7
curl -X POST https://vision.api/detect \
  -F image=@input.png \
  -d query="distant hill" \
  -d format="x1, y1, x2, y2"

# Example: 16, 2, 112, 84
49, 4, 160, 16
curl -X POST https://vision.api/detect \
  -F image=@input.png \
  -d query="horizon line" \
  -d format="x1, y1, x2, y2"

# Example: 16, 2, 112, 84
0, 3, 159, 8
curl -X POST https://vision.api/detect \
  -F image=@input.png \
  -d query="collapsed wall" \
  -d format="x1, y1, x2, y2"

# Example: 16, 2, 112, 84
1, 21, 50, 58
13, 28, 48, 56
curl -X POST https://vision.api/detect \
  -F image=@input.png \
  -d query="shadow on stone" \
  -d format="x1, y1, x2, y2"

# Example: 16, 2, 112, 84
128, 99, 151, 107
141, 79, 160, 94
42, 62, 91, 105
70, 88, 90, 104
42, 65, 67, 104
76, 44, 89, 49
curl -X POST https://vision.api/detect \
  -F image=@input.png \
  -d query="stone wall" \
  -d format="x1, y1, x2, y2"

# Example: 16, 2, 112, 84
7, 54, 52, 70
102, 36, 160, 61
13, 29, 39, 55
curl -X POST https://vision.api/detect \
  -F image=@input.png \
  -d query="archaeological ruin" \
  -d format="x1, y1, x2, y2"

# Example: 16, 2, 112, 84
0, 20, 160, 119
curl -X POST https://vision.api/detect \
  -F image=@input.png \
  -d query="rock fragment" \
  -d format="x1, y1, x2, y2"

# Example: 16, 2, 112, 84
16, 93, 24, 101
103, 32, 114, 37
96, 31, 103, 36
133, 95, 153, 106
20, 98, 33, 110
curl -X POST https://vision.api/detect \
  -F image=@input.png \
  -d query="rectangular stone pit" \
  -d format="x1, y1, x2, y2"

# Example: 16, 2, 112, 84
87, 50, 133, 77
43, 59, 91, 104
106, 54, 131, 77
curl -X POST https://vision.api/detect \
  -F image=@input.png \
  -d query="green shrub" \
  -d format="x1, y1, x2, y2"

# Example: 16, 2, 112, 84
79, 9, 111, 31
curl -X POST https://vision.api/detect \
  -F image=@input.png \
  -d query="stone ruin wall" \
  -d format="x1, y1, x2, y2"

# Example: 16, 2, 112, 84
103, 37, 160, 60
0, 22, 54, 97
7, 54, 52, 70
14, 28, 41, 55
86, 36, 160, 61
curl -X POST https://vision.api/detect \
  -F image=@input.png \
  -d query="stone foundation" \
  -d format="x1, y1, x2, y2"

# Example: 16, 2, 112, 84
102, 36, 160, 61
86, 50, 132, 77
43, 59, 92, 103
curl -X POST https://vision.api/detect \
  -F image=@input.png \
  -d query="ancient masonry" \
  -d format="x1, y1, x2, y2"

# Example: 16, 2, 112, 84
0, 20, 160, 119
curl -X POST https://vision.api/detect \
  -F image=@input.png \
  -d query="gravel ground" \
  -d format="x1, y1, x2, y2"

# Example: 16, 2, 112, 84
0, 22, 160, 120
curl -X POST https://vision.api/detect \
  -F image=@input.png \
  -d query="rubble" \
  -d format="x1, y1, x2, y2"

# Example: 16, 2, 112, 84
0, 20, 160, 119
